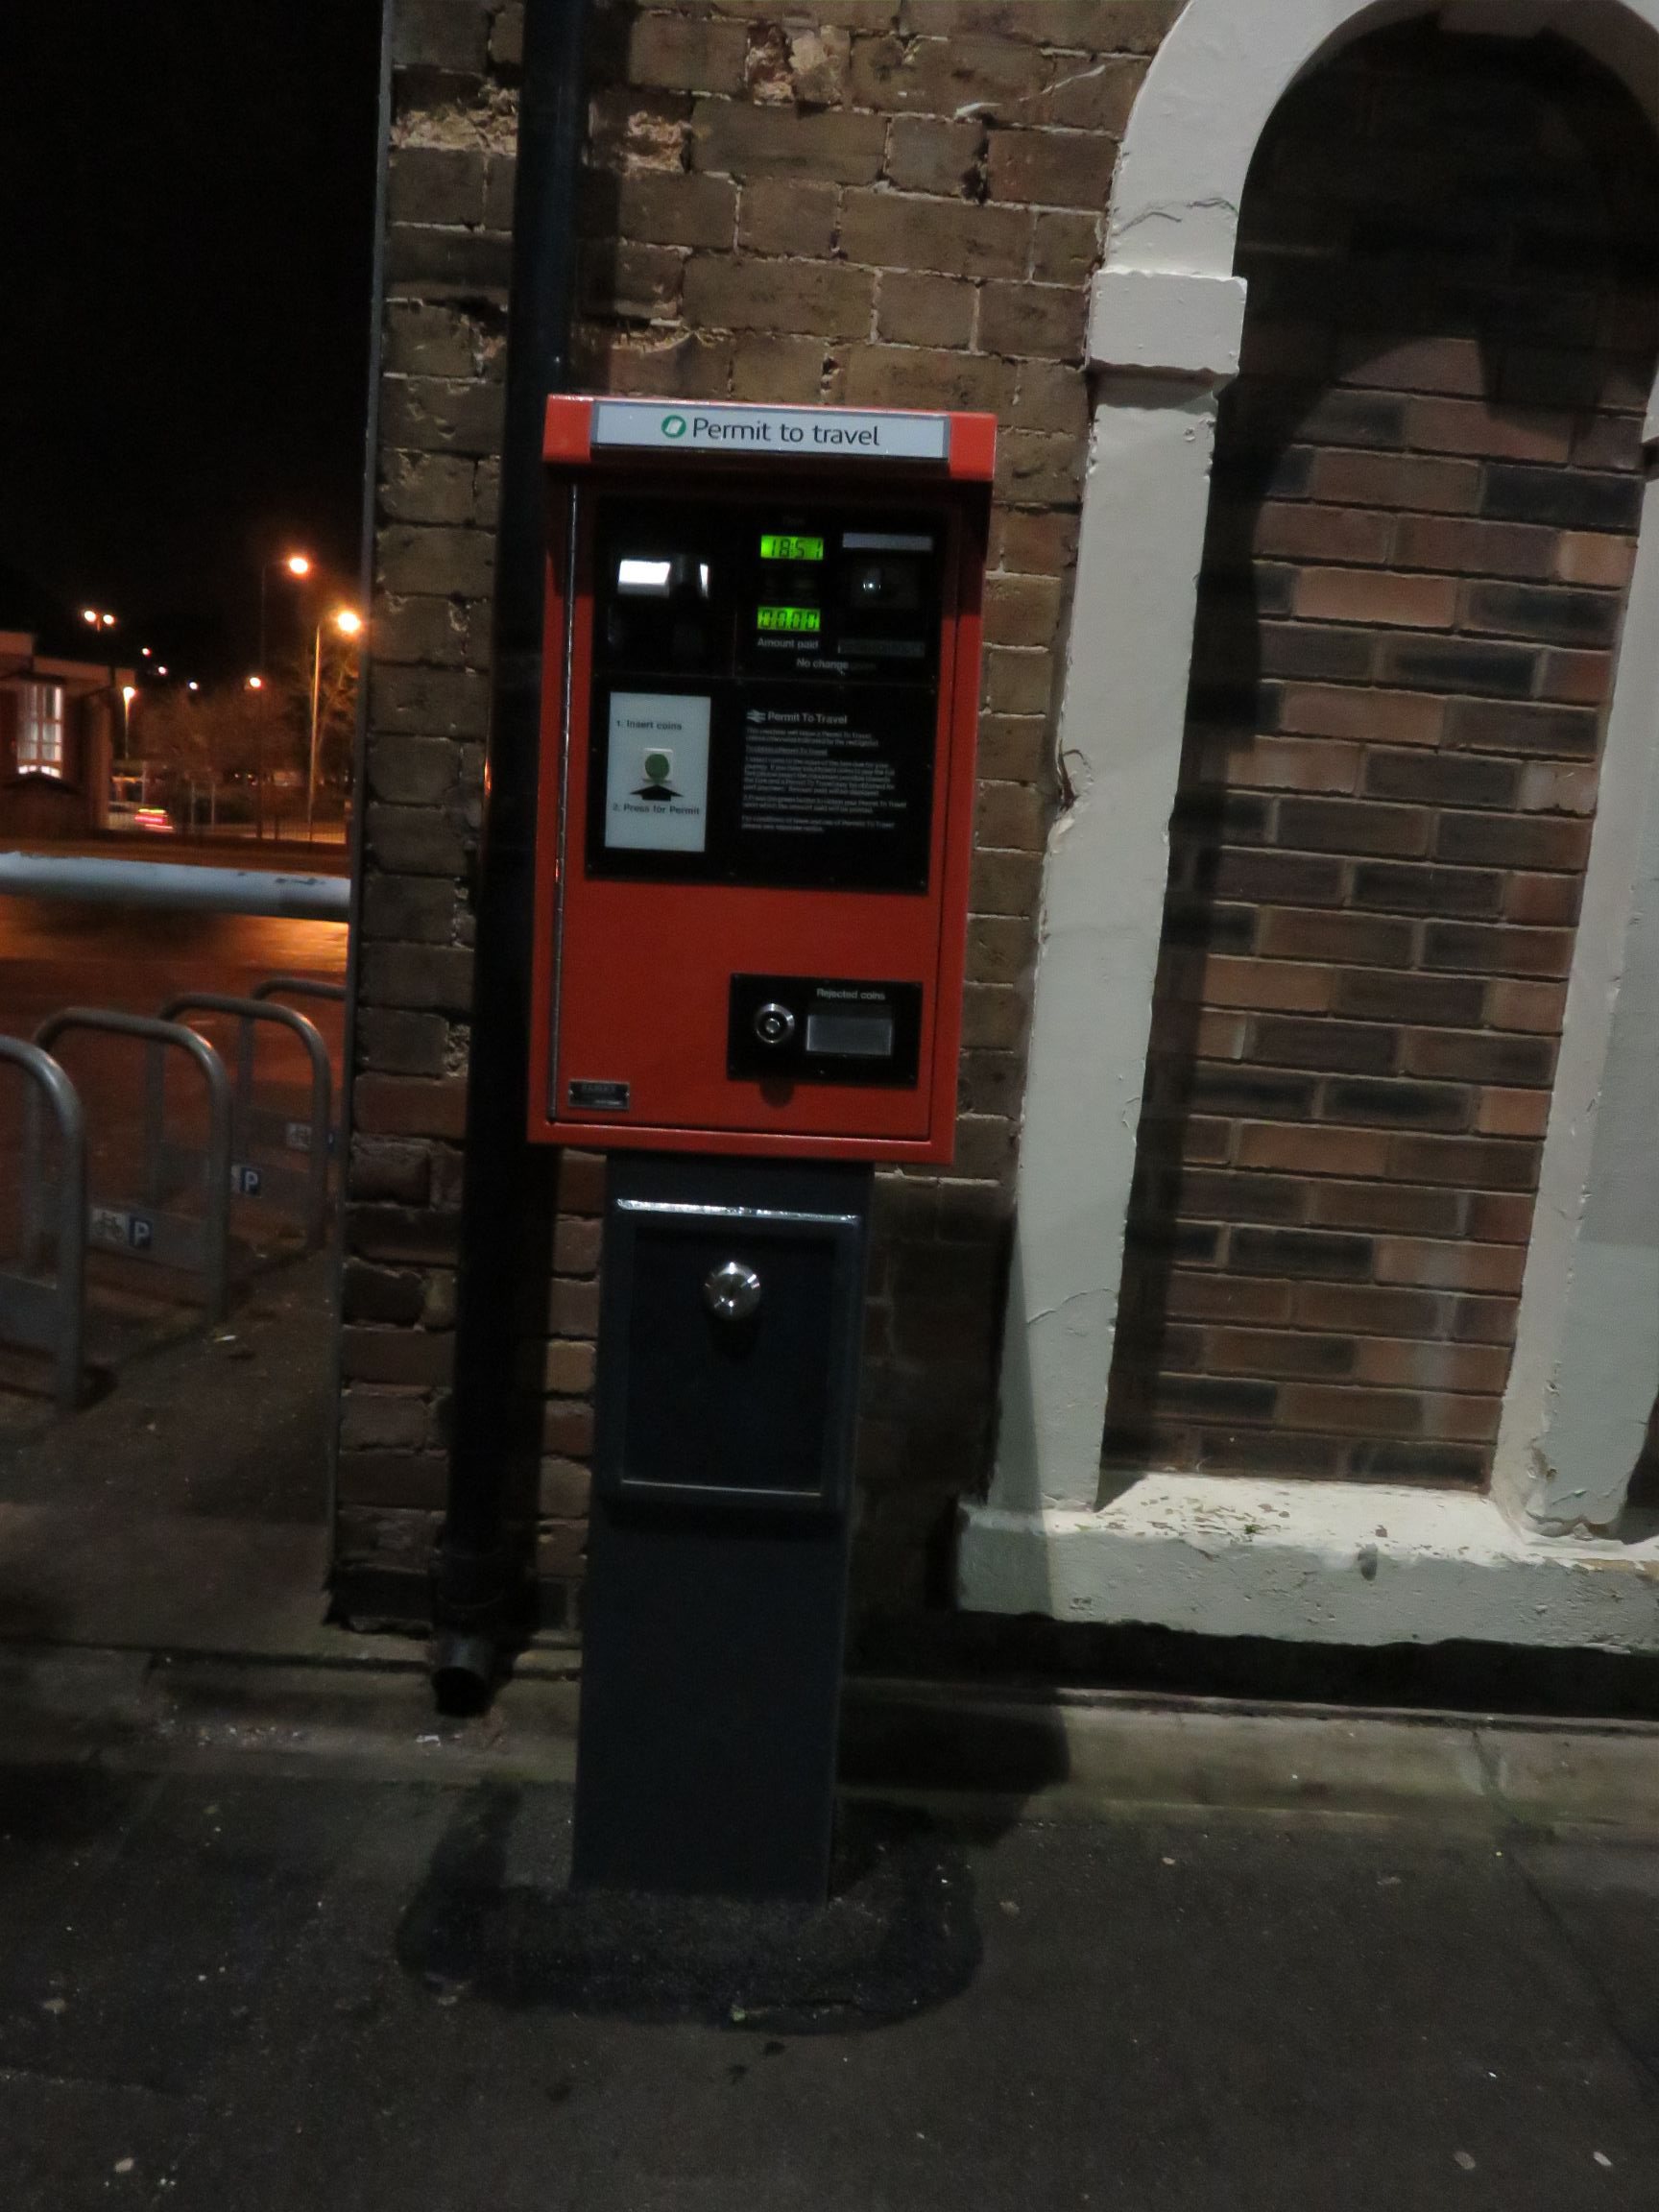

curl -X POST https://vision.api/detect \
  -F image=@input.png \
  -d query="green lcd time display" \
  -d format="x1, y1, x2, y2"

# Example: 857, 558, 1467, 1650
757, 605, 823, 634
759, 534, 826, 563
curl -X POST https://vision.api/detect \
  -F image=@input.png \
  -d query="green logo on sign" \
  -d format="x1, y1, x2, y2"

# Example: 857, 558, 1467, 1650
661, 413, 687, 439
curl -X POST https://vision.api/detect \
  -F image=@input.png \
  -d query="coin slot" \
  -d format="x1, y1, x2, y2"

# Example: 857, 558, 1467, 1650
805, 1011, 894, 1058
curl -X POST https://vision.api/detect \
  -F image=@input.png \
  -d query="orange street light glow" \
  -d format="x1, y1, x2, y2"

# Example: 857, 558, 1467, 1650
285, 554, 313, 578
247, 675, 264, 691
334, 609, 363, 637
121, 686, 137, 704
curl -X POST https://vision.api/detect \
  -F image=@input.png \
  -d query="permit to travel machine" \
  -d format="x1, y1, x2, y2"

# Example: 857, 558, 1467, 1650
533, 398, 994, 1902
531, 395, 993, 1161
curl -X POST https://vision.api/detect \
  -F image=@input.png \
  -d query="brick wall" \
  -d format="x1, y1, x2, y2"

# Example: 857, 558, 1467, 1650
335, 0, 520, 1611
338, 0, 1180, 1623
1103, 27, 1659, 1486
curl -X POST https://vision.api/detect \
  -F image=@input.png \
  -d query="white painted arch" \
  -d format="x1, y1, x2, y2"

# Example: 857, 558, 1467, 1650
961, 0, 1659, 1644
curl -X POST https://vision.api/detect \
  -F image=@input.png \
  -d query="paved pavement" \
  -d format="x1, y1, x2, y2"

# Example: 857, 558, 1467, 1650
2, 1752, 1657, 2212
0, 1248, 352, 1649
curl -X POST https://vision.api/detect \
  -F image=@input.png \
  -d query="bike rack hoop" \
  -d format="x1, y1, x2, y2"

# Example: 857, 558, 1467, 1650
35, 1006, 233, 1099
252, 975, 346, 1006
160, 992, 330, 1096
158, 994, 332, 1250
0, 1036, 85, 1411
34, 1009, 234, 1324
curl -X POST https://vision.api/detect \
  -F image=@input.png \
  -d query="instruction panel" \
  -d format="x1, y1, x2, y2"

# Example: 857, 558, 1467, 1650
587, 495, 945, 892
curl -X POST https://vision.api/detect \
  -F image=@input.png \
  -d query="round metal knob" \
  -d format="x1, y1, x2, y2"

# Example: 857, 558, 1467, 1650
704, 1259, 762, 1322
752, 1001, 796, 1048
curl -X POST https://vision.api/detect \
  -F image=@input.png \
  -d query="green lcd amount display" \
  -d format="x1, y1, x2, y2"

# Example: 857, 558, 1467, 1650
759, 534, 825, 563
757, 605, 822, 634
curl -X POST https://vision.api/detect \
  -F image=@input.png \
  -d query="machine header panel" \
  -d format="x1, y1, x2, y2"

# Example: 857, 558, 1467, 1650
549, 396, 997, 483
591, 399, 950, 463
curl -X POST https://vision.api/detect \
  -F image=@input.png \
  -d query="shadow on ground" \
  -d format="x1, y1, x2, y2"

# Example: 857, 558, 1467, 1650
397, 1786, 982, 2032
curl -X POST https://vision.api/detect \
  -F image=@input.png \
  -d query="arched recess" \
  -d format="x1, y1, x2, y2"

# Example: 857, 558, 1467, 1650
964, 0, 1659, 1628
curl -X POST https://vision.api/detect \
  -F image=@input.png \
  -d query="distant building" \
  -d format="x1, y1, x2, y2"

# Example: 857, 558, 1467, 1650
0, 631, 131, 838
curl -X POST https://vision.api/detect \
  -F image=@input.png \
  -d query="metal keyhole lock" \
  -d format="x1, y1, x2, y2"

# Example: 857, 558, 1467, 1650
704, 1259, 762, 1323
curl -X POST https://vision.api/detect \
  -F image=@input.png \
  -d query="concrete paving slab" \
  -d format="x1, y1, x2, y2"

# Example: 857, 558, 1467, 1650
3, 2070, 203, 2212
0, 1506, 335, 1654
847, 1686, 1499, 1826
1477, 1722, 1659, 1833
12, 1639, 1659, 1846
2, 1767, 1658, 2212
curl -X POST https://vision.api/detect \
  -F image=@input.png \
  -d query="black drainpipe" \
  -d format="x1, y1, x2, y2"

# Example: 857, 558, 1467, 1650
431, 0, 589, 1713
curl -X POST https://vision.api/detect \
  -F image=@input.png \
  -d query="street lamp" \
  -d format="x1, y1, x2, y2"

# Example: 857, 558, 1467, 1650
257, 550, 314, 674
244, 674, 270, 840
307, 607, 363, 842
120, 683, 136, 751
82, 612, 127, 779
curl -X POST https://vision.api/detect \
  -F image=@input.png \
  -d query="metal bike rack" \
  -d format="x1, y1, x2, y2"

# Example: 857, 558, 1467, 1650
1, 1039, 85, 1412
33, 1010, 233, 1326
253, 976, 346, 1158
154, 995, 332, 1252
252, 975, 347, 1009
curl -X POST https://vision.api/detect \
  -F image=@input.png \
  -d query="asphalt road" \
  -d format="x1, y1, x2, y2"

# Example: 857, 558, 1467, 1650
0, 1763, 1656, 2212
0, 892, 347, 1060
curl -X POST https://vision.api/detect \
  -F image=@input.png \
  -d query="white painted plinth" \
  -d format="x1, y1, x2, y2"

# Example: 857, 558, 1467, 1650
959, 1478, 1659, 1652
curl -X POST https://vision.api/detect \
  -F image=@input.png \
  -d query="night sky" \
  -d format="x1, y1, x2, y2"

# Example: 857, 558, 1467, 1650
0, 1, 382, 679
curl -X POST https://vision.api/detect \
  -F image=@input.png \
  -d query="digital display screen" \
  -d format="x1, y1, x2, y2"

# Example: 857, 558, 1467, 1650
757, 606, 822, 634
759, 534, 825, 563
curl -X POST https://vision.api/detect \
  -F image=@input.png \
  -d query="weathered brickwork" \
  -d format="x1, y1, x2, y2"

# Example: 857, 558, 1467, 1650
339, 0, 538, 1608
339, 0, 1178, 1621
1103, 29, 1659, 1486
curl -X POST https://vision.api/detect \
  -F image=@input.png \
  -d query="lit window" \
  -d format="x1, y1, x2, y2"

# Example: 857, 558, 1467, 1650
18, 684, 64, 777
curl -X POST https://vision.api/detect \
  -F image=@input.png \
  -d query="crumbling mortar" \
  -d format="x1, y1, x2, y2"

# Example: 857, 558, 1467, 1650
394, 84, 520, 154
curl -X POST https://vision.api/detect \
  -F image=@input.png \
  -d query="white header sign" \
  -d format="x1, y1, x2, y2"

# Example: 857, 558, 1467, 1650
590, 400, 950, 464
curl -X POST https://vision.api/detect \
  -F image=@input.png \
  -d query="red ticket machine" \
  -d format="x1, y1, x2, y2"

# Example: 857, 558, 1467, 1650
538, 399, 994, 1904
531, 397, 993, 1164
